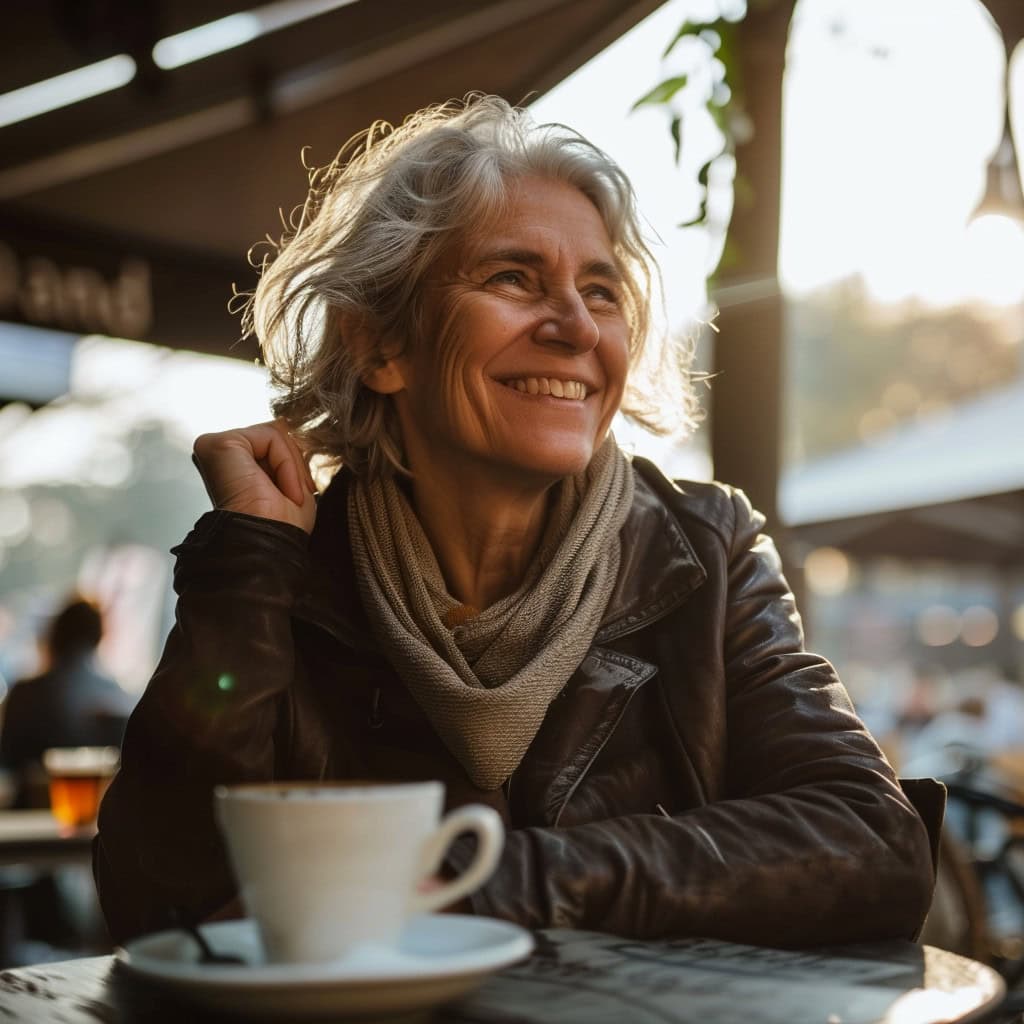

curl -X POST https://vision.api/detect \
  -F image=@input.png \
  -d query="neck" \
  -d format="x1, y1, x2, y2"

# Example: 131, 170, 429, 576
407, 466, 556, 610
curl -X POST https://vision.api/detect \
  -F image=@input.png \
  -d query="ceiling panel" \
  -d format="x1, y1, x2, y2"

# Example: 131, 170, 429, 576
2, 0, 664, 256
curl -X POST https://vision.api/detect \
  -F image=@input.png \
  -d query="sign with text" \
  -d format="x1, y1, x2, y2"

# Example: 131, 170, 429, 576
0, 242, 152, 339
0, 209, 252, 359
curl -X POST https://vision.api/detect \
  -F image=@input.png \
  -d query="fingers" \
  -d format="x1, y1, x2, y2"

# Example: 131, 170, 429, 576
261, 420, 309, 508
192, 420, 315, 514
275, 420, 318, 496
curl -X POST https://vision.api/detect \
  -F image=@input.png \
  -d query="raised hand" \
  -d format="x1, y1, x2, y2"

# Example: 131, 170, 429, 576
192, 419, 317, 533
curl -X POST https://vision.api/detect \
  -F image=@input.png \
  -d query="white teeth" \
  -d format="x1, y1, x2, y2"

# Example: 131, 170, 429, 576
504, 377, 587, 400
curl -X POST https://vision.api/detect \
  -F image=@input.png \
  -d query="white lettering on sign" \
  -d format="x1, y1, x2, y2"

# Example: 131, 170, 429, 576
0, 240, 153, 338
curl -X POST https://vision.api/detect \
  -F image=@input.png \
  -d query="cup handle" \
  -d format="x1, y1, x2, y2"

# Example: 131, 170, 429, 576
412, 804, 504, 914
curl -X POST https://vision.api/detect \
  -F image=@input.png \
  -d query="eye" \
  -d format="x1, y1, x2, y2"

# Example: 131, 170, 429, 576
487, 269, 527, 287
584, 283, 621, 306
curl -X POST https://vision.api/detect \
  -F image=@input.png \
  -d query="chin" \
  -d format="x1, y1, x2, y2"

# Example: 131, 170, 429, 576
506, 442, 598, 483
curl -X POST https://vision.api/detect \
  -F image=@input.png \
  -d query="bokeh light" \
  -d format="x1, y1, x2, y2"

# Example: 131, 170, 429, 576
915, 604, 961, 647
30, 496, 73, 546
960, 605, 999, 647
804, 546, 852, 596
86, 438, 133, 488
1011, 603, 1024, 642
0, 493, 31, 545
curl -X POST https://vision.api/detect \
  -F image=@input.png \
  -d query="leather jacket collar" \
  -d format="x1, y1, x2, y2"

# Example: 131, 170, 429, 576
597, 460, 707, 643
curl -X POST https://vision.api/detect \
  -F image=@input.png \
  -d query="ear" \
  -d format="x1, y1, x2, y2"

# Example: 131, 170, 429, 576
335, 309, 408, 395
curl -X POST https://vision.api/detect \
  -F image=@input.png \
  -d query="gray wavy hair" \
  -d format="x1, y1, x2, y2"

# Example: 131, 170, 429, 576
239, 93, 698, 479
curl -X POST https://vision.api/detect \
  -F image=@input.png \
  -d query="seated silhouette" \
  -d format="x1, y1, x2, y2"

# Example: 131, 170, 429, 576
1, 597, 133, 809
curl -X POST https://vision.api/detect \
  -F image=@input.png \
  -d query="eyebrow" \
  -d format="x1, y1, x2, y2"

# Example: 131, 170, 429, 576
477, 248, 623, 283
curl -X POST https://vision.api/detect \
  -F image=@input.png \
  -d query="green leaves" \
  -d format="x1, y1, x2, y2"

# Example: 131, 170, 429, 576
679, 160, 714, 228
632, 75, 689, 111
670, 116, 682, 162
633, 9, 746, 224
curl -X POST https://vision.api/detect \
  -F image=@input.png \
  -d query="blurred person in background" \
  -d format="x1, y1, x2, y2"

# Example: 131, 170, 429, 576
0, 597, 132, 962
897, 663, 942, 740
981, 666, 1024, 760
903, 695, 990, 784
0, 596, 133, 809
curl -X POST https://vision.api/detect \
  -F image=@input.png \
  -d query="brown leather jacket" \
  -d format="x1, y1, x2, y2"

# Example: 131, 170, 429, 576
94, 459, 935, 946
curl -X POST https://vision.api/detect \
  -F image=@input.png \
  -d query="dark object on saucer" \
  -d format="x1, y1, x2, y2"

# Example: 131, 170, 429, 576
170, 909, 246, 965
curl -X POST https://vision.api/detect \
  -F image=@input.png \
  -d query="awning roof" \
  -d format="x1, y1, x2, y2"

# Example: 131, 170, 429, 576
1, 1, 664, 261
780, 380, 1024, 525
779, 381, 1024, 564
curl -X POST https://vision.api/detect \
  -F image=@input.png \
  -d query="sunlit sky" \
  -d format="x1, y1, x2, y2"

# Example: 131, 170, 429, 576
0, 336, 272, 491
781, 0, 1024, 307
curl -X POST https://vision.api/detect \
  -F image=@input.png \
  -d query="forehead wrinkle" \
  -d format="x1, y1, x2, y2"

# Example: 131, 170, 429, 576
476, 247, 545, 269
473, 247, 623, 283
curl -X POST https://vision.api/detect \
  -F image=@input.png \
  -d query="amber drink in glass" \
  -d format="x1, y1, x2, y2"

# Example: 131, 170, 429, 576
43, 747, 119, 827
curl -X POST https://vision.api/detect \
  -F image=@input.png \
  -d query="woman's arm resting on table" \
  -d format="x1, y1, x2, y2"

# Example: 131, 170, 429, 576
456, 490, 935, 947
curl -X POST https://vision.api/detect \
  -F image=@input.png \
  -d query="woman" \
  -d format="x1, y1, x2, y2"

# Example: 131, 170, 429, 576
94, 95, 936, 946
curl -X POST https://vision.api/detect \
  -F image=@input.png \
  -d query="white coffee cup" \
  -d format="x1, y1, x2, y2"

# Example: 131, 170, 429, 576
213, 780, 504, 964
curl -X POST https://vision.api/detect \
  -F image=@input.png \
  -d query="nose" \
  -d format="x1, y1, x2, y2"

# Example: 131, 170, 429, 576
533, 290, 600, 353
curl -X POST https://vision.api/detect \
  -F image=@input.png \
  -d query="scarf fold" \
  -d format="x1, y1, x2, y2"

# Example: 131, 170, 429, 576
347, 437, 634, 790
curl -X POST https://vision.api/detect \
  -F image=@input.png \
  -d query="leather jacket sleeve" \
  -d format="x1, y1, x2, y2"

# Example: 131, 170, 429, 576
458, 489, 936, 947
93, 510, 310, 943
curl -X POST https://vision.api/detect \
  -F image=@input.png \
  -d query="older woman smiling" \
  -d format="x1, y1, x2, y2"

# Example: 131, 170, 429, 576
94, 95, 937, 948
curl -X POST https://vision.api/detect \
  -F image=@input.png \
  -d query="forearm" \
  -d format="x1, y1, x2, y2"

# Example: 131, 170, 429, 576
466, 780, 933, 946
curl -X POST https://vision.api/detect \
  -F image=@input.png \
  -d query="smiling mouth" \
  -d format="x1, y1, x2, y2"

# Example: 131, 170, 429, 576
500, 377, 589, 400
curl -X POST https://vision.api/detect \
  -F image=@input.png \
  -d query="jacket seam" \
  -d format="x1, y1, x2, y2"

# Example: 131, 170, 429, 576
549, 651, 658, 826
595, 588, 695, 645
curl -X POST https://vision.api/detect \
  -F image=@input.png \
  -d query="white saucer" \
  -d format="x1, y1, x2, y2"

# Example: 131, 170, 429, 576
117, 913, 534, 1018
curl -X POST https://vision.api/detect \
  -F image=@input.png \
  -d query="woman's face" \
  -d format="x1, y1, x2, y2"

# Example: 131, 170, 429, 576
381, 176, 630, 489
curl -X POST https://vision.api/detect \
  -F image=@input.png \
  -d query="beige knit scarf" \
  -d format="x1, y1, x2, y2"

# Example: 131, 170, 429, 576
347, 437, 634, 790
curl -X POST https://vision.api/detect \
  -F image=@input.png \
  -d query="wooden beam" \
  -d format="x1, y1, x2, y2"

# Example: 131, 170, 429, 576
710, 0, 794, 534
0, 0, 574, 200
